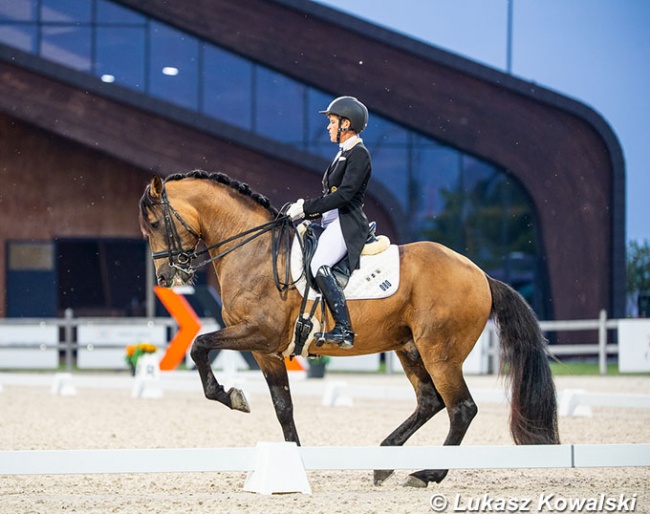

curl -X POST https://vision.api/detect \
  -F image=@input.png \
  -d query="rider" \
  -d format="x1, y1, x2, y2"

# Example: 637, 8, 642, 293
286, 96, 371, 350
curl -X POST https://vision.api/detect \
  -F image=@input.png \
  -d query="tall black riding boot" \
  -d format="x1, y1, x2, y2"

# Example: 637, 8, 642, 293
314, 265, 354, 349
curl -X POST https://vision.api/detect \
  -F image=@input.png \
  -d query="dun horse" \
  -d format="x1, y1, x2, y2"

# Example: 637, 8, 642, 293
139, 170, 559, 487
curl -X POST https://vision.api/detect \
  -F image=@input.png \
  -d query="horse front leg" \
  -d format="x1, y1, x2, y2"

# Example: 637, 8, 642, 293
189, 324, 265, 413
254, 352, 301, 445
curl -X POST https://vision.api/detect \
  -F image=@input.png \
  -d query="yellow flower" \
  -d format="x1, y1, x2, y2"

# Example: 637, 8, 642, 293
125, 342, 158, 370
138, 343, 157, 354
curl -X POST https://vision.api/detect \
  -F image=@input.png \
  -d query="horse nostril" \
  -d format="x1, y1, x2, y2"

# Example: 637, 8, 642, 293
157, 275, 167, 287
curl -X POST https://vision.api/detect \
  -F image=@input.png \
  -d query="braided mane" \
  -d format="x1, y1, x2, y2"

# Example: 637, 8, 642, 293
164, 170, 278, 216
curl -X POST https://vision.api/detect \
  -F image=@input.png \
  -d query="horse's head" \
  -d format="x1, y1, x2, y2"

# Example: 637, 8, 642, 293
139, 176, 201, 287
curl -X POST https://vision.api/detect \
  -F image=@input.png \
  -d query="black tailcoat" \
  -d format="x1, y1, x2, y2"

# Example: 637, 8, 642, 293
303, 141, 371, 272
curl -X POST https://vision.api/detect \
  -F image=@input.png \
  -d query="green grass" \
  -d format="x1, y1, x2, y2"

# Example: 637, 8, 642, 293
549, 361, 649, 376
3, 359, 648, 377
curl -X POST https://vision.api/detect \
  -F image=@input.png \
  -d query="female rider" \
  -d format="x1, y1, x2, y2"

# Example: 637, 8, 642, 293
286, 96, 371, 350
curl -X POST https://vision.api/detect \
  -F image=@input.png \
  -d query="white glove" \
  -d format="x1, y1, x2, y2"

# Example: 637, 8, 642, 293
286, 199, 305, 221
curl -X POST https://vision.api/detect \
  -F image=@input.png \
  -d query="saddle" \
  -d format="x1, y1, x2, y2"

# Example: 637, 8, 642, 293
288, 221, 392, 359
298, 221, 388, 291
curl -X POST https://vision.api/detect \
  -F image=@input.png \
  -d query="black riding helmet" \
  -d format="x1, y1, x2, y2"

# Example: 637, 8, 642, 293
320, 96, 369, 135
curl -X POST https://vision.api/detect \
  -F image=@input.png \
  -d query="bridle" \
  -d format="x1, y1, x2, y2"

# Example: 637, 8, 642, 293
150, 183, 298, 291
150, 186, 201, 274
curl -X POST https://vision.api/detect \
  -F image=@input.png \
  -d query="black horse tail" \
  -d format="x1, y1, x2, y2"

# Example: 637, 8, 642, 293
487, 276, 560, 445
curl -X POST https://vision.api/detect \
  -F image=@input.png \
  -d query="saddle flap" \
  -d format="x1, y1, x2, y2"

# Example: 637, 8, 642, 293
300, 223, 350, 290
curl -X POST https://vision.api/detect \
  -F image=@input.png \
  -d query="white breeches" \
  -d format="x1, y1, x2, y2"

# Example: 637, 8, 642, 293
310, 210, 347, 276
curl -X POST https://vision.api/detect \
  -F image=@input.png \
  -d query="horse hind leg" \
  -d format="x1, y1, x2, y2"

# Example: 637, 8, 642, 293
405, 356, 478, 487
374, 343, 446, 486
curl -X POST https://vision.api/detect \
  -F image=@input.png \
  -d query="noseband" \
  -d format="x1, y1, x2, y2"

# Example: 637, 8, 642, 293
150, 186, 201, 274
150, 183, 296, 291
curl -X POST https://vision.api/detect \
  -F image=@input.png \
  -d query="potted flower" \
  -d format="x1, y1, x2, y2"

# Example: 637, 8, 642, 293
125, 342, 158, 376
307, 355, 331, 378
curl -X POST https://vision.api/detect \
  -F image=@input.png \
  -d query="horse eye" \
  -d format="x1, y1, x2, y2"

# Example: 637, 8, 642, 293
150, 220, 160, 230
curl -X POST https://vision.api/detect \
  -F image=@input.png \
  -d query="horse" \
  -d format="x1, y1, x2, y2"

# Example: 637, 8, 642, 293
139, 170, 560, 487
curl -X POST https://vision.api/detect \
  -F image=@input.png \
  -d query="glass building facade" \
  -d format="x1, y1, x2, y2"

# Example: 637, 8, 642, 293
0, 0, 545, 313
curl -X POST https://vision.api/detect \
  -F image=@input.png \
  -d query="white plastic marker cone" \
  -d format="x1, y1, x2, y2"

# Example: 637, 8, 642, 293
131, 353, 163, 399
558, 389, 593, 417
321, 380, 354, 407
50, 372, 77, 396
243, 441, 311, 495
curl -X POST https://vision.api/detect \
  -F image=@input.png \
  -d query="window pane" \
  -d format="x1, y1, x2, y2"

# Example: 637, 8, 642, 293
364, 115, 408, 210
202, 44, 252, 130
461, 159, 502, 262
149, 22, 199, 110
254, 67, 305, 144
410, 135, 452, 237
95, 27, 145, 89
306, 88, 333, 157
41, 25, 92, 71
0, 25, 37, 52
0, 0, 36, 21
96, 0, 146, 25
41, 0, 91, 23
418, 148, 463, 250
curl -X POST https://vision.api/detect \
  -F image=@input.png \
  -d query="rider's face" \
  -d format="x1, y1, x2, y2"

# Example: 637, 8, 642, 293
327, 115, 350, 143
327, 115, 339, 143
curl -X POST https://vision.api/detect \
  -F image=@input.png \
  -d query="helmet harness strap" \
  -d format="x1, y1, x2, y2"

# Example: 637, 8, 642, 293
336, 115, 350, 144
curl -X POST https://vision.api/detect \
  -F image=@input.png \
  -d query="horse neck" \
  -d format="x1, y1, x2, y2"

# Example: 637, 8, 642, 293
194, 184, 276, 274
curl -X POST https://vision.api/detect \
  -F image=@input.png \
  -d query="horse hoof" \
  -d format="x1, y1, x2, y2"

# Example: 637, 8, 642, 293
228, 387, 250, 413
373, 469, 394, 486
403, 475, 428, 488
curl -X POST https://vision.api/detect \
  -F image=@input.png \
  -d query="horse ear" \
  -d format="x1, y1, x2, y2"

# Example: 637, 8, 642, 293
150, 176, 163, 200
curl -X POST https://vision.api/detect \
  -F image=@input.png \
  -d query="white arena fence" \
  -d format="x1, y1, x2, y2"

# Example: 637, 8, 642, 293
1, 443, 648, 475
1, 308, 647, 375
0, 443, 648, 496
0, 373, 648, 495
1, 369, 649, 417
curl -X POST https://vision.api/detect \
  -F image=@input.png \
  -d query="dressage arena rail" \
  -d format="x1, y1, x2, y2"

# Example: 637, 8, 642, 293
2, 370, 650, 415
0, 443, 649, 476
0, 309, 625, 375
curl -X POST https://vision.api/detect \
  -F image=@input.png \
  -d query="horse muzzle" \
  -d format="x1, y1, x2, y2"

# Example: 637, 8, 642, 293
157, 266, 195, 288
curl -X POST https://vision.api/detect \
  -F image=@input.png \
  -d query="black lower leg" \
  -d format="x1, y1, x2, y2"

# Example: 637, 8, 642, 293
407, 398, 478, 487
375, 379, 445, 485
314, 265, 354, 349
190, 341, 249, 411
258, 355, 301, 444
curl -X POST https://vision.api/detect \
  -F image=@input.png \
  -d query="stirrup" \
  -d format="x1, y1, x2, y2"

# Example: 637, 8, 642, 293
316, 327, 354, 350
337, 339, 354, 350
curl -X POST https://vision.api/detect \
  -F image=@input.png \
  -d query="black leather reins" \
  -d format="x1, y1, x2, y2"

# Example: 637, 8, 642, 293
151, 184, 299, 292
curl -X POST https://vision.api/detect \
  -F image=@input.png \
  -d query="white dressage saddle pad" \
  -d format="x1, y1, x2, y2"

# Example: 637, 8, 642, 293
290, 236, 400, 300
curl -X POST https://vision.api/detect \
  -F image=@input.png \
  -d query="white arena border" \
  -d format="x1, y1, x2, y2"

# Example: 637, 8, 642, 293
3, 371, 650, 416
2, 371, 650, 416
0, 443, 648, 476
